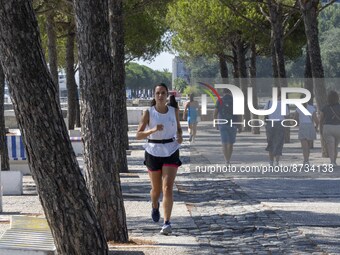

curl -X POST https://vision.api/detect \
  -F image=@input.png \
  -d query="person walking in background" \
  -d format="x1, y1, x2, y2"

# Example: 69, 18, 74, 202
294, 99, 319, 166
136, 83, 183, 235
320, 90, 340, 166
213, 88, 240, 166
183, 94, 199, 142
264, 90, 289, 166
168, 95, 179, 109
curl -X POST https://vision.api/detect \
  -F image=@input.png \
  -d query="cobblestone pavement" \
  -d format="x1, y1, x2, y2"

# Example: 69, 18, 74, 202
175, 152, 326, 254
1, 122, 339, 254
124, 137, 330, 254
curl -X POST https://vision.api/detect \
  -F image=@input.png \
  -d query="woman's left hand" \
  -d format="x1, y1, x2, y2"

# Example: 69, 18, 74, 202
177, 135, 183, 144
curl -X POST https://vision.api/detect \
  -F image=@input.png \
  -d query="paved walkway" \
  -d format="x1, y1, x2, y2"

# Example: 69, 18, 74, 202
1, 122, 340, 254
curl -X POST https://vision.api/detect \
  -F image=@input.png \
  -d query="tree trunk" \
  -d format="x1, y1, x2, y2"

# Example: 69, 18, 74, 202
267, 0, 289, 141
271, 42, 279, 78
218, 54, 229, 79
299, 0, 328, 156
236, 38, 250, 132
0, 1, 108, 254
231, 47, 239, 79
74, 0, 128, 242
299, 0, 327, 108
109, 0, 129, 172
66, 26, 80, 130
0, 65, 10, 171
304, 48, 316, 149
304, 49, 314, 104
249, 42, 260, 135
273, 25, 286, 80
267, 0, 286, 79
46, 11, 59, 103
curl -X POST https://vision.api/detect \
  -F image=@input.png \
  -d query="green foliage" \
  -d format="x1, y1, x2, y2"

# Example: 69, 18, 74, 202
319, 4, 340, 32
167, 0, 235, 57
283, 12, 307, 60
34, 0, 73, 68
125, 62, 171, 90
167, 0, 268, 59
286, 55, 305, 78
34, 0, 171, 68
182, 85, 202, 97
319, 4, 340, 77
256, 57, 273, 77
185, 57, 220, 78
320, 27, 340, 77
284, 4, 340, 78
173, 78, 188, 92
124, 0, 171, 61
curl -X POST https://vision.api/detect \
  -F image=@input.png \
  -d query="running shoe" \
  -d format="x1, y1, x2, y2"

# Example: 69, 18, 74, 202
151, 202, 160, 222
160, 222, 172, 235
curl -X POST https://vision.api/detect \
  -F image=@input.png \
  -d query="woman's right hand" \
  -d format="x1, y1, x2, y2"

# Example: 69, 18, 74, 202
153, 124, 164, 133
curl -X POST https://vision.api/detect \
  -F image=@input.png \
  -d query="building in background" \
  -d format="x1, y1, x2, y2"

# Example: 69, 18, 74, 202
59, 70, 67, 100
172, 57, 190, 89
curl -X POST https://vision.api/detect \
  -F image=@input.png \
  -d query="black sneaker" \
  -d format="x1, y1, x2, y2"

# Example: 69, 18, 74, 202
151, 202, 160, 222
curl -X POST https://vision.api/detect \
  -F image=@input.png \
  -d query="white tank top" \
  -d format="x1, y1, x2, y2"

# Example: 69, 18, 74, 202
143, 106, 180, 157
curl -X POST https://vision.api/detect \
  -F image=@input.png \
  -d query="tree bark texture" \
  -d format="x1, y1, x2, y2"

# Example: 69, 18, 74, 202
304, 50, 315, 149
267, 1, 289, 141
267, 0, 286, 80
304, 49, 314, 104
46, 11, 59, 103
0, 1, 108, 254
218, 54, 229, 79
299, 0, 327, 156
299, 0, 327, 110
109, 0, 129, 172
236, 38, 250, 131
249, 42, 260, 135
271, 41, 279, 78
66, 27, 80, 130
0, 65, 10, 170
231, 47, 239, 79
73, 0, 128, 242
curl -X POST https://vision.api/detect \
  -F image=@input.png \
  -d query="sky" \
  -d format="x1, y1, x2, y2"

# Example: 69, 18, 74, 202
135, 52, 175, 72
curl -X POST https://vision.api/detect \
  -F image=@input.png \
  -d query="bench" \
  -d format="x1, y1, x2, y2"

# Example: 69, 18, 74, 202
0, 216, 56, 255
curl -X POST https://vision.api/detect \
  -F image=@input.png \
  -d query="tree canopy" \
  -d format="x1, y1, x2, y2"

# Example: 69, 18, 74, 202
125, 62, 171, 90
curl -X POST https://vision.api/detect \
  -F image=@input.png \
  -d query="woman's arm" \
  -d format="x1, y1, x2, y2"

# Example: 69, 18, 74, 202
175, 108, 183, 144
136, 110, 162, 140
182, 102, 188, 121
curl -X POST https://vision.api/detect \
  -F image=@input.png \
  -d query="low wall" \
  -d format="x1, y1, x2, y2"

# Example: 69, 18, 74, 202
5, 110, 68, 129
1, 171, 23, 195
5, 108, 147, 127
127, 107, 147, 125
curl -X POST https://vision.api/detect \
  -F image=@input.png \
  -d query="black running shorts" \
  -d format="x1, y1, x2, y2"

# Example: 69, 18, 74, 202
144, 149, 182, 172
